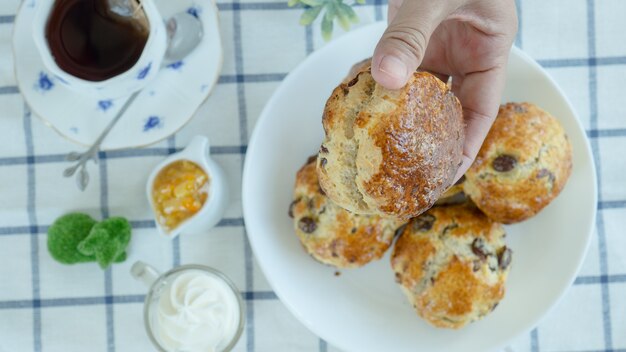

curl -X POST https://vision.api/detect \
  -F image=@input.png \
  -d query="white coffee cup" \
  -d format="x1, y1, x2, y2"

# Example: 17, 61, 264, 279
32, 0, 167, 100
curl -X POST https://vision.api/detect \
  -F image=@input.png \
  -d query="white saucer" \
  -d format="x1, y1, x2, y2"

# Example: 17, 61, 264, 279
13, 0, 223, 150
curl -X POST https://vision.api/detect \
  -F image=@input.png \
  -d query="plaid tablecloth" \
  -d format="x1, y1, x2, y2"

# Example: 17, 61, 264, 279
1, 0, 625, 351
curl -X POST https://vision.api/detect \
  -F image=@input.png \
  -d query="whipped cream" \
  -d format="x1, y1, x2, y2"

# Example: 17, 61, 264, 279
154, 270, 241, 352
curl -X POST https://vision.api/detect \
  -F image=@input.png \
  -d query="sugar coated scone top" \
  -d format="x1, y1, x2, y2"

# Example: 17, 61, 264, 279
317, 69, 464, 220
464, 102, 573, 224
391, 203, 512, 329
290, 157, 404, 269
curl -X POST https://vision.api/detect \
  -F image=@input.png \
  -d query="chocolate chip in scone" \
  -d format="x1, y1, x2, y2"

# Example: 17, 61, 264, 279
288, 198, 300, 218
492, 155, 517, 172
513, 104, 527, 113
347, 76, 359, 87
498, 247, 512, 270
320, 158, 328, 168
442, 224, 459, 235
537, 168, 556, 184
306, 155, 317, 164
320, 145, 329, 154
350, 227, 357, 234
471, 238, 488, 260
318, 185, 326, 196
472, 260, 482, 272
298, 217, 317, 233
412, 214, 436, 232
537, 168, 550, 178
394, 272, 402, 283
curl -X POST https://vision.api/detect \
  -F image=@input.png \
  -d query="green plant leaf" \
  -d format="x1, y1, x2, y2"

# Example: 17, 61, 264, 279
355, 0, 366, 4
300, 5, 323, 26
287, 0, 300, 7
336, 13, 350, 31
300, 0, 323, 6
324, 0, 337, 19
339, 3, 359, 23
336, 3, 354, 30
321, 8, 335, 41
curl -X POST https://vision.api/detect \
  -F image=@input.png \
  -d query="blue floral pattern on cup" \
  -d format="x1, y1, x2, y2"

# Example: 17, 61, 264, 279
137, 62, 153, 80
98, 100, 113, 112
187, 6, 201, 18
36, 72, 54, 92
143, 116, 163, 132
167, 61, 184, 70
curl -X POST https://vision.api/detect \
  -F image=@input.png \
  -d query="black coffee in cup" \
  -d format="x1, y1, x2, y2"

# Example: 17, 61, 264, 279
45, 0, 149, 82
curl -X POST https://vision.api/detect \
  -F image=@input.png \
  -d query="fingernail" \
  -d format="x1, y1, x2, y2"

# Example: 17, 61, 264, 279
379, 55, 408, 80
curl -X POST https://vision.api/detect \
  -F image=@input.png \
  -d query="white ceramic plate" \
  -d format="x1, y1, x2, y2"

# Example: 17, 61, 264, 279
13, 0, 223, 150
243, 22, 597, 352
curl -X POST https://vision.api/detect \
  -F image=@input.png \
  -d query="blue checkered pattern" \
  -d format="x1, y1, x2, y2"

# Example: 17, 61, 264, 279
0, 0, 624, 351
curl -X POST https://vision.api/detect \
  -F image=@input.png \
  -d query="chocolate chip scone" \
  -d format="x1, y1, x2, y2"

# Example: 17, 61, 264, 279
391, 203, 512, 329
341, 57, 372, 84
317, 70, 464, 220
291, 157, 405, 268
464, 102, 573, 224
434, 175, 468, 206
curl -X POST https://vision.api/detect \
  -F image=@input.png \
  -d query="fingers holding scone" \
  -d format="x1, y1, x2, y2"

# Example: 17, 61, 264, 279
318, 69, 465, 220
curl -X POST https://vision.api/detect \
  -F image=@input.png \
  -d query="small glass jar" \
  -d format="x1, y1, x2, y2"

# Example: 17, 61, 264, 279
131, 261, 245, 352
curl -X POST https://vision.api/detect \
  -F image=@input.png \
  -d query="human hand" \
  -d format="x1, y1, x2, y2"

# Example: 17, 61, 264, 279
371, 0, 518, 179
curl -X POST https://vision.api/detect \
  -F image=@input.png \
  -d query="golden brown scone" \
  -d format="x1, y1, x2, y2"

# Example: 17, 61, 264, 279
290, 157, 405, 268
434, 175, 468, 206
464, 102, 573, 224
391, 204, 511, 329
317, 70, 464, 220
341, 57, 372, 84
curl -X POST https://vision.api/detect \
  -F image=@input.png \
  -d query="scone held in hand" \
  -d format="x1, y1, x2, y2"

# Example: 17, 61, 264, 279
291, 157, 404, 268
317, 70, 464, 219
391, 203, 511, 329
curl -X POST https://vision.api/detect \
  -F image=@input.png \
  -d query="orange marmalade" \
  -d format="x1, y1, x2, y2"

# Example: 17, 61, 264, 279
152, 160, 210, 232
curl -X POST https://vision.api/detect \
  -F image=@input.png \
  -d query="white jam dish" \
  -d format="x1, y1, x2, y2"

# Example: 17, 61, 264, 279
147, 135, 228, 238
131, 261, 244, 352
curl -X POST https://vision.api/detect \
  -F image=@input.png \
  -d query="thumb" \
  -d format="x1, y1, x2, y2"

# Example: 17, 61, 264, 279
372, 0, 451, 89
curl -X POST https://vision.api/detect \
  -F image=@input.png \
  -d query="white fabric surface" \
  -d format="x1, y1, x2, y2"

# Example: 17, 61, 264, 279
0, 0, 625, 351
